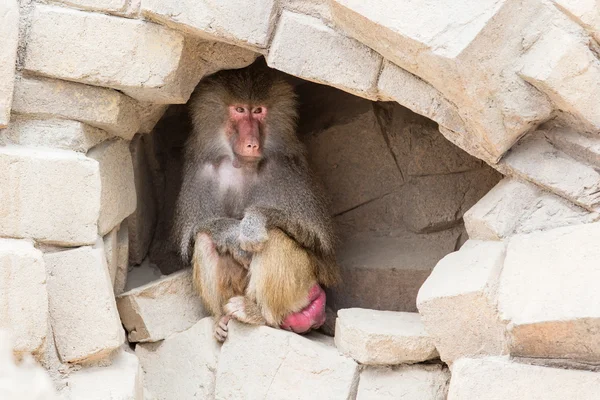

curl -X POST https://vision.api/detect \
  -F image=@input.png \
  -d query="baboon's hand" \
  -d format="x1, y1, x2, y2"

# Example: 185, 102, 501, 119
239, 212, 268, 252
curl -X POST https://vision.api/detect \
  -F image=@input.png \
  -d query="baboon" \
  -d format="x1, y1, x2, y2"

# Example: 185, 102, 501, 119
174, 59, 339, 341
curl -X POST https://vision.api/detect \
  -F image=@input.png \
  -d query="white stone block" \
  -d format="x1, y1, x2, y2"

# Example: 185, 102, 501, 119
330, 0, 554, 161
500, 132, 600, 212
88, 139, 137, 236
0, 330, 57, 400
0, 239, 48, 357
498, 222, 600, 362
357, 364, 449, 400
136, 318, 220, 400
335, 308, 438, 365
464, 177, 599, 240
216, 321, 360, 400
123, 259, 163, 293
141, 0, 278, 49
0, 146, 100, 246
378, 61, 466, 136
24, 5, 208, 104
448, 357, 600, 400
0, 0, 19, 127
117, 269, 207, 343
137, 103, 168, 134
62, 350, 143, 400
552, 0, 600, 42
103, 226, 119, 287
0, 116, 109, 152
268, 11, 382, 100
12, 76, 140, 140
520, 27, 600, 132
48, 0, 128, 13
44, 246, 125, 363
546, 126, 600, 168
114, 224, 129, 295
417, 240, 508, 363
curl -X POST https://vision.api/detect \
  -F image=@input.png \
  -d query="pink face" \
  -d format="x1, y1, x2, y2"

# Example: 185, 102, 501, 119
228, 104, 268, 161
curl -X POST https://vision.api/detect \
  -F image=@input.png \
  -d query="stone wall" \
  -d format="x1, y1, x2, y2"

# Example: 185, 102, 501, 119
1, 0, 600, 399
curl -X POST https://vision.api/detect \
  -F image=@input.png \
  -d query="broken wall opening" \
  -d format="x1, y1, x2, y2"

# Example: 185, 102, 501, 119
124, 63, 502, 313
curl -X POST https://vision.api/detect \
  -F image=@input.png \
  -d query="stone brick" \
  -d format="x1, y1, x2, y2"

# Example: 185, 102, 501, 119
137, 103, 168, 134
500, 132, 600, 212
520, 27, 600, 132
24, 5, 208, 104
378, 61, 467, 136
330, 0, 554, 161
127, 135, 157, 265
136, 318, 220, 400
103, 226, 119, 287
546, 126, 600, 168
62, 350, 143, 400
12, 76, 140, 140
464, 178, 599, 240
268, 11, 382, 100
305, 107, 402, 214
0, 330, 57, 400
553, 0, 600, 42
117, 269, 207, 343
88, 139, 137, 236
114, 224, 129, 295
48, 0, 128, 13
448, 357, 600, 400
401, 168, 501, 233
141, 0, 277, 49
0, 146, 100, 246
281, 0, 332, 21
216, 321, 360, 400
330, 229, 460, 313
357, 364, 449, 400
123, 259, 163, 293
0, 116, 109, 152
498, 222, 600, 362
417, 240, 508, 363
44, 246, 125, 363
335, 308, 438, 365
0, 239, 48, 357
0, 0, 19, 127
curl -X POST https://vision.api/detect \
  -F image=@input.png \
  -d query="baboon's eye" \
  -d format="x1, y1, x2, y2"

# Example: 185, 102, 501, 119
253, 107, 263, 114
235, 107, 245, 113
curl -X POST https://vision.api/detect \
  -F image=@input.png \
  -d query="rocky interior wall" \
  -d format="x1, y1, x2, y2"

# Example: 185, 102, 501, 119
2, 0, 600, 399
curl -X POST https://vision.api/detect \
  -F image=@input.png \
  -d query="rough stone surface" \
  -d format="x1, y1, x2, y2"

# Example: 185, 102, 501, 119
0, 0, 19, 127
546, 126, 600, 168
305, 107, 402, 214
0, 330, 57, 400
357, 364, 449, 400
88, 139, 137, 236
330, 228, 460, 313
44, 246, 125, 363
11, 76, 140, 139
0, 116, 109, 152
417, 240, 508, 363
114, 224, 129, 295
24, 5, 208, 104
141, 0, 278, 49
0, 146, 100, 246
268, 11, 382, 100
48, 0, 128, 13
500, 132, 600, 212
124, 259, 163, 293
216, 321, 360, 400
0, 239, 48, 357
553, 0, 600, 42
136, 318, 220, 400
335, 308, 438, 365
103, 226, 119, 287
117, 269, 207, 343
62, 349, 143, 400
128, 135, 157, 265
137, 103, 168, 134
520, 27, 600, 132
498, 222, 600, 362
331, 0, 554, 162
448, 357, 600, 399
464, 177, 599, 240
378, 61, 466, 136
400, 168, 501, 233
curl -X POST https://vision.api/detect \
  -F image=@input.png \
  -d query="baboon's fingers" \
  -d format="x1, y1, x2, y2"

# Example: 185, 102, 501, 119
280, 284, 326, 334
214, 315, 231, 342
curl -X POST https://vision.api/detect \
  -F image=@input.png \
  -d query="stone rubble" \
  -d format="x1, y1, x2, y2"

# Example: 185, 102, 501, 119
357, 364, 449, 400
